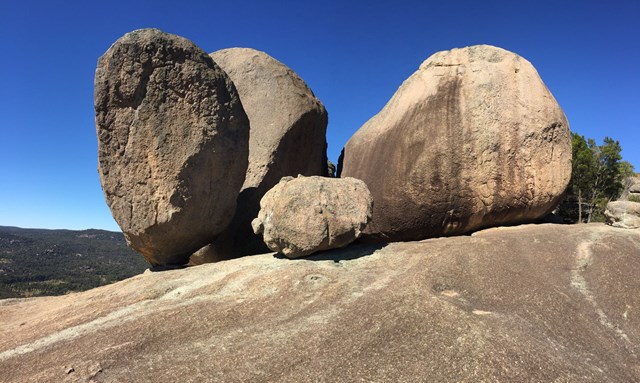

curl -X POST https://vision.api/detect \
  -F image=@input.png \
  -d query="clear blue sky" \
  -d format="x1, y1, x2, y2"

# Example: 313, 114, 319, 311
1, 0, 638, 231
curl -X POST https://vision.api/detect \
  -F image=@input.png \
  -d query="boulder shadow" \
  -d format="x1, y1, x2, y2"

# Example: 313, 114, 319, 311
273, 242, 387, 263
149, 264, 191, 272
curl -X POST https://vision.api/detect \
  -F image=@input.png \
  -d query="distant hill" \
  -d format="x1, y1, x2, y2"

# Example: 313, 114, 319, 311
0, 226, 148, 299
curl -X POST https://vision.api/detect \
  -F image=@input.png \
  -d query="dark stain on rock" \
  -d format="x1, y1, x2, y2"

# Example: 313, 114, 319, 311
345, 73, 470, 241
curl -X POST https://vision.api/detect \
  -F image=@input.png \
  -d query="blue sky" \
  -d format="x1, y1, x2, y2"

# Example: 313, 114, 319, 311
0, 0, 638, 231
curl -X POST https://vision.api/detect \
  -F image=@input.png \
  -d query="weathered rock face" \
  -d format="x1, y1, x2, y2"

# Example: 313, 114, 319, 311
2, 224, 640, 382
252, 176, 372, 258
620, 176, 640, 202
195, 48, 328, 261
95, 29, 249, 266
341, 45, 571, 242
605, 201, 640, 229
628, 176, 640, 195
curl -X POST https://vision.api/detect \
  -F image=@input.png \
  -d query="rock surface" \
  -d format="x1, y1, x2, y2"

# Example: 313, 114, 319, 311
95, 29, 249, 265
631, 184, 640, 194
199, 48, 328, 261
341, 45, 571, 242
628, 176, 640, 196
2, 224, 640, 382
605, 200, 640, 229
252, 176, 372, 258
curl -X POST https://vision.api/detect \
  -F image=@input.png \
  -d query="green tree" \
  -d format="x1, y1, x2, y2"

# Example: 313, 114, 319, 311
589, 137, 623, 197
569, 133, 594, 222
619, 161, 636, 179
566, 134, 625, 223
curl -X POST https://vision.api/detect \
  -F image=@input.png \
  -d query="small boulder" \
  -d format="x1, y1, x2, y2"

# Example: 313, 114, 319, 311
95, 29, 249, 265
605, 201, 640, 229
195, 48, 328, 261
252, 176, 373, 258
340, 45, 571, 242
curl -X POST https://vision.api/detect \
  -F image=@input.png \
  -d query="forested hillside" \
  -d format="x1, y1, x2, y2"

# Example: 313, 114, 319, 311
0, 226, 148, 298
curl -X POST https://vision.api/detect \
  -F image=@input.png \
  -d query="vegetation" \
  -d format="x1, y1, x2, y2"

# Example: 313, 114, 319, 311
327, 160, 336, 177
0, 226, 148, 299
562, 133, 635, 223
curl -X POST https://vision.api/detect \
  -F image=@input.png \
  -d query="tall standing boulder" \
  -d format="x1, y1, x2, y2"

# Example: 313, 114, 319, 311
341, 45, 571, 242
192, 48, 328, 262
95, 29, 249, 266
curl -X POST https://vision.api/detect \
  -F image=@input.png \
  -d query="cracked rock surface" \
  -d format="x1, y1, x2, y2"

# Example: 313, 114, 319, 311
252, 176, 373, 258
341, 44, 572, 242
1, 224, 639, 382
94, 29, 249, 265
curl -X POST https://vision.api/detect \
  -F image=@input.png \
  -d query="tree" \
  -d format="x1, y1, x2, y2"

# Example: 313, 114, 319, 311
569, 133, 594, 222
591, 137, 622, 191
566, 134, 625, 223
619, 161, 636, 179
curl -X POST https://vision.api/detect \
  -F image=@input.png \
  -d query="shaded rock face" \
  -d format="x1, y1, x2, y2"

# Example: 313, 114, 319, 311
341, 45, 571, 242
95, 29, 249, 266
196, 48, 328, 261
605, 201, 640, 229
2, 224, 640, 382
252, 176, 372, 258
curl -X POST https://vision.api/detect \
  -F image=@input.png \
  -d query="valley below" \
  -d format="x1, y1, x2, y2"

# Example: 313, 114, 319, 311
0, 226, 148, 299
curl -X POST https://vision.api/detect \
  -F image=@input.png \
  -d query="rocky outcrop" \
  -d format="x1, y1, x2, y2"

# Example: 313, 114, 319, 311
340, 45, 571, 242
630, 180, 640, 194
252, 176, 373, 258
627, 176, 640, 199
95, 29, 249, 266
197, 48, 328, 261
605, 200, 640, 229
2, 224, 640, 382
619, 175, 640, 202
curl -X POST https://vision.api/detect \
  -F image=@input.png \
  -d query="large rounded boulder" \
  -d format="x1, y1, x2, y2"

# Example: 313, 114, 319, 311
340, 45, 571, 242
95, 29, 249, 266
197, 48, 328, 260
252, 176, 373, 258
605, 201, 640, 229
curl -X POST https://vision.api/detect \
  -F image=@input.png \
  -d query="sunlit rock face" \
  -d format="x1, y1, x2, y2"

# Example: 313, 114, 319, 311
605, 201, 640, 229
252, 175, 372, 258
341, 45, 571, 242
95, 29, 249, 265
